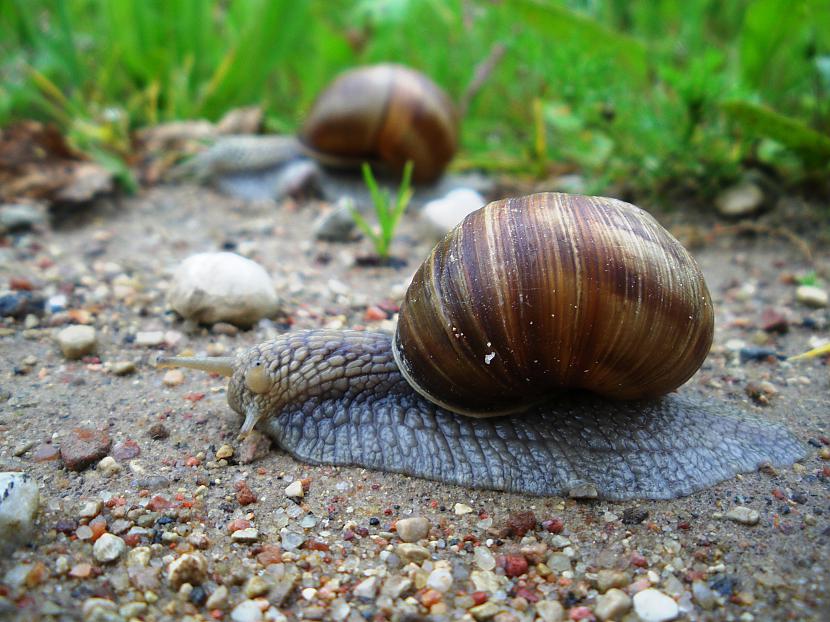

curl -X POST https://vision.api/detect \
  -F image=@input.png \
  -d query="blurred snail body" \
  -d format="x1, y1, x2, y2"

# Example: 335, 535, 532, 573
160, 193, 803, 500
300, 64, 459, 183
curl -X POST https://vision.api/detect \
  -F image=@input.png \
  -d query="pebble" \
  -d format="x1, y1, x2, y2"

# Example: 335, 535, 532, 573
284, 480, 304, 498
245, 575, 271, 598
454, 503, 474, 515
397, 543, 430, 563
692, 580, 717, 610
470, 602, 501, 620
134, 331, 165, 347
726, 506, 760, 525
60, 427, 111, 471
0, 203, 45, 232
396, 516, 430, 542
313, 197, 360, 242
167, 552, 208, 589
474, 546, 496, 571
535, 600, 565, 622
0, 472, 39, 552
421, 188, 486, 238
715, 181, 764, 217
93, 533, 126, 563
426, 567, 454, 592
595, 588, 632, 621
795, 285, 828, 308
111, 439, 140, 461
232, 527, 260, 543
216, 444, 234, 459
381, 575, 412, 599
231, 599, 264, 622
111, 361, 136, 376
97, 456, 121, 476
632, 588, 679, 622
56, 325, 96, 359
353, 576, 378, 599
595, 569, 630, 592
206, 585, 229, 610
168, 252, 279, 327
162, 369, 185, 386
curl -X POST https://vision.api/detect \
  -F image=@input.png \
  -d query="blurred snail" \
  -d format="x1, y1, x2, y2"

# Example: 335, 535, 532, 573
159, 193, 804, 500
299, 63, 458, 183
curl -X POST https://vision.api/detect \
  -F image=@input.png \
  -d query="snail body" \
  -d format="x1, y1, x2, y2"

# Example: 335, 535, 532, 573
300, 64, 459, 183
160, 193, 804, 500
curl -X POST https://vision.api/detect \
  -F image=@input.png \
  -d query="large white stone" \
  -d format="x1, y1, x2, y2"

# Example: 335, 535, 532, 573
420, 188, 486, 239
0, 472, 39, 552
633, 588, 679, 622
168, 252, 279, 327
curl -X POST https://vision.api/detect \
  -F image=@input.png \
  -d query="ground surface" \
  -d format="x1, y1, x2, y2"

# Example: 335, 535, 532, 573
0, 184, 828, 622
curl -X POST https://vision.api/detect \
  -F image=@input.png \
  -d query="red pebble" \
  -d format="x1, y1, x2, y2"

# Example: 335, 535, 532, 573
227, 519, 251, 534
569, 606, 595, 621
305, 540, 330, 551
471, 591, 488, 605
9, 277, 33, 291
184, 392, 205, 402
146, 495, 171, 511
419, 589, 442, 607
543, 517, 564, 534
185, 457, 201, 467
677, 520, 691, 530
363, 305, 387, 322
124, 534, 141, 547
256, 544, 282, 566
235, 482, 257, 506
89, 516, 107, 541
630, 552, 648, 568
514, 586, 540, 603
111, 439, 141, 461
772, 488, 786, 500
503, 555, 529, 577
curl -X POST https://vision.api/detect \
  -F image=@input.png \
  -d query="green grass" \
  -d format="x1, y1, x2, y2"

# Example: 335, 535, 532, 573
350, 161, 415, 260
1, 0, 828, 200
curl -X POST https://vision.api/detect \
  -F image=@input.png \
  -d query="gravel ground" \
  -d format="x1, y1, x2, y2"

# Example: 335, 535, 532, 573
0, 185, 828, 622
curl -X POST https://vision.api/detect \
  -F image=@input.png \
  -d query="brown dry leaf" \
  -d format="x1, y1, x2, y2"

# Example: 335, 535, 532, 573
0, 121, 114, 204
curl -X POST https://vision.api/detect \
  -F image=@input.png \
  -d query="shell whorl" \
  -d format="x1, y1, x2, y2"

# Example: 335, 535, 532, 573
393, 192, 715, 416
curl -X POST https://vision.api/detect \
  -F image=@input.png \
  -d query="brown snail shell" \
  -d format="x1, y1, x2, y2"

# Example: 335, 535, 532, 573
393, 192, 715, 416
299, 64, 458, 183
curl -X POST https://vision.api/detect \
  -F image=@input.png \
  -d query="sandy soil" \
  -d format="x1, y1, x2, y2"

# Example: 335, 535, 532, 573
0, 184, 827, 622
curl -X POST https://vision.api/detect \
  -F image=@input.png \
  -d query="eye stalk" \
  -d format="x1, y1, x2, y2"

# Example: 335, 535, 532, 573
244, 364, 271, 394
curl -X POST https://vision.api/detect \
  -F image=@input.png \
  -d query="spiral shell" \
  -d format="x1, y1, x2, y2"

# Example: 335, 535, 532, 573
393, 192, 715, 416
300, 64, 458, 183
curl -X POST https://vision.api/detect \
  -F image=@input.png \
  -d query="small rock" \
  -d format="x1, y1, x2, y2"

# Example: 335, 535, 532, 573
471, 570, 506, 593
470, 602, 501, 621
93, 533, 126, 563
230, 599, 264, 622
621, 506, 649, 524
60, 428, 111, 471
206, 585, 229, 610
535, 600, 565, 622
245, 575, 271, 598
796, 285, 828, 308
134, 331, 164, 347
32, 443, 60, 462
760, 307, 789, 333
353, 576, 378, 599
147, 423, 169, 440
56, 325, 96, 359
111, 361, 136, 376
0, 203, 45, 233
397, 543, 430, 563
503, 555, 528, 577
474, 546, 496, 571
421, 188, 486, 239
726, 506, 760, 526
692, 580, 717, 610
284, 480, 304, 498
279, 530, 304, 550
111, 439, 140, 461
504, 511, 536, 537
0, 472, 39, 552
313, 197, 360, 242
97, 456, 121, 476
396, 516, 430, 542
162, 369, 184, 386
715, 182, 764, 218
167, 552, 208, 589
381, 575, 412, 599
454, 503, 474, 515
632, 588, 679, 622
546, 553, 571, 572
426, 567, 453, 592
232, 528, 260, 543
595, 588, 632, 621
595, 569, 630, 593
216, 444, 234, 460
168, 252, 279, 327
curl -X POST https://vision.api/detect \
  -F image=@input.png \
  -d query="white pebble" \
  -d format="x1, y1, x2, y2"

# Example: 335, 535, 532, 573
353, 576, 378, 599
396, 516, 430, 542
284, 480, 304, 498
473, 546, 496, 570
97, 456, 121, 476
56, 325, 96, 359
0, 472, 39, 552
453, 503, 473, 515
230, 599, 264, 622
796, 285, 828, 308
426, 567, 453, 592
168, 252, 279, 327
421, 188, 486, 239
93, 533, 126, 563
726, 506, 760, 526
633, 588, 679, 622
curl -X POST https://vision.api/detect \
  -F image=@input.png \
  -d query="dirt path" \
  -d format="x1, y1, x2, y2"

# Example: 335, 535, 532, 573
0, 185, 827, 621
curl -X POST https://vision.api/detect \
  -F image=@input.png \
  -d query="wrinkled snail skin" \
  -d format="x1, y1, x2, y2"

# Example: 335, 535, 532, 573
300, 64, 459, 183
224, 330, 804, 501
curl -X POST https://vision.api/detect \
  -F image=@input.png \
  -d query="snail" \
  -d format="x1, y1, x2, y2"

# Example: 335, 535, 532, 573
159, 193, 804, 500
299, 63, 459, 183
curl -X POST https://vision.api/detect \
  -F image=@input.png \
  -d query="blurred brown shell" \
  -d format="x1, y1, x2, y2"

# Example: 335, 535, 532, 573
300, 64, 458, 183
393, 192, 715, 416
